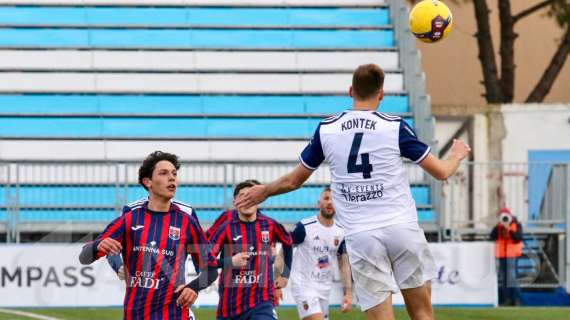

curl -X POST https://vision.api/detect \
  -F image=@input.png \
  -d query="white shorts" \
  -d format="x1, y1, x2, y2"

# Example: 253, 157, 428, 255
290, 286, 330, 319
345, 222, 437, 311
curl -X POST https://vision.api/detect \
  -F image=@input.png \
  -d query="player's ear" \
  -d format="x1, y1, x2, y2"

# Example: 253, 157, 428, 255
377, 89, 384, 102
348, 86, 353, 98
142, 177, 152, 189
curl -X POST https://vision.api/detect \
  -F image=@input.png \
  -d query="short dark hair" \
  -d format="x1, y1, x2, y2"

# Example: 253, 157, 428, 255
321, 186, 331, 193
352, 64, 385, 100
233, 179, 261, 198
138, 151, 180, 190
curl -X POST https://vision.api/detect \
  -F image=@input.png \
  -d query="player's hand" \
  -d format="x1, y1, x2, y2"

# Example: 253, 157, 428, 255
450, 139, 471, 161
97, 238, 122, 255
274, 276, 288, 289
231, 252, 250, 268
175, 285, 198, 308
233, 185, 268, 210
117, 266, 125, 280
341, 293, 352, 313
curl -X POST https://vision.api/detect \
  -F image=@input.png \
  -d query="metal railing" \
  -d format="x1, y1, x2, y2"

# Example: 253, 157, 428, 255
0, 160, 428, 239
1, 160, 568, 290
441, 161, 570, 290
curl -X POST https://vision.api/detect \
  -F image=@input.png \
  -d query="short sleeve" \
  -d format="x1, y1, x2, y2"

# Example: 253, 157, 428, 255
273, 220, 293, 246
291, 222, 306, 245
93, 215, 126, 259
187, 218, 218, 268
299, 124, 325, 170
206, 210, 232, 240
399, 121, 430, 164
337, 240, 346, 255
208, 222, 229, 258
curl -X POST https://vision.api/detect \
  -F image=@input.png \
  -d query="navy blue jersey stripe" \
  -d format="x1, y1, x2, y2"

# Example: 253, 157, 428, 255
373, 111, 402, 122
167, 210, 182, 320
321, 112, 346, 125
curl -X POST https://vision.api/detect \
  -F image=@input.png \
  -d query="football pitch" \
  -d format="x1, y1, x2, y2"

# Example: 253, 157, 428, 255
1, 307, 569, 320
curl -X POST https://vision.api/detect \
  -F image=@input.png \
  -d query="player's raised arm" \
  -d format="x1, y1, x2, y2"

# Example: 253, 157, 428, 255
419, 139, 471, 180
78, 214, 125, 264
272, 220, 293, 289
182, 218, 219, 302
234, 164, 313, 209
398, 119, 471, 180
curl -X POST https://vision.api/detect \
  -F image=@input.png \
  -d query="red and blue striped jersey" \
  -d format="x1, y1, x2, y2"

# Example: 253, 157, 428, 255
205, 209, 237, 240
209, 211, 292, 319
92, 203, 217, 320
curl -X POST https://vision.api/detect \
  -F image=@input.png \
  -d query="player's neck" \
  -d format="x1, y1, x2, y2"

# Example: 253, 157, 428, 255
147, 195, 171, 212
317, 214, 334, 227
352, 99, 379, 111
238, 211, 257, 223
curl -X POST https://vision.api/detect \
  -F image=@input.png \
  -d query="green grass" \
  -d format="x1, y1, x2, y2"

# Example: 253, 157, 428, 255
0, 307, 569, 320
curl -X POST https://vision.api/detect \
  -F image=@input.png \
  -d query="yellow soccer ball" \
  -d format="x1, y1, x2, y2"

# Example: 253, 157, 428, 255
409, 0, 453, 43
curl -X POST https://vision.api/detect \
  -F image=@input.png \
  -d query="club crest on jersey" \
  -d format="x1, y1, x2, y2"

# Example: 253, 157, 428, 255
261, 231, 270, 243
334, 237, 341, 246
168, 226, 180, 240
302, 301, 309, 311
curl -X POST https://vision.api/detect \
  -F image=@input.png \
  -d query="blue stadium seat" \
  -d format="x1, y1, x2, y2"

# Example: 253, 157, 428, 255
0, 117, 414, 139
0, 7, 389, 27
0, 2, 438, 229
0, 29, 394, 49
0, 94, 409, 115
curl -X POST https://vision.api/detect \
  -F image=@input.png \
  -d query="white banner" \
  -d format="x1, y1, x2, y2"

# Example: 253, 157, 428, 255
0, 242, 497, 308
392, 242, 498, 307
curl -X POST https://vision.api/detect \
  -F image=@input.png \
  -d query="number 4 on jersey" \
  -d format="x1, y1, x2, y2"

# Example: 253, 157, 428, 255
347, 133, 373, 179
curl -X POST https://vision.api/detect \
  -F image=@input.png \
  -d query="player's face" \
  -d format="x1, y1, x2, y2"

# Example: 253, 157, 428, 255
318, 190, 335, 219
236, 186, 258, 217
147, 160, 178, 201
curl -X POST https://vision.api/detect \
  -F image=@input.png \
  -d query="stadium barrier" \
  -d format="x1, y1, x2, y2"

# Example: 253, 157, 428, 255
0, 242, 497, 307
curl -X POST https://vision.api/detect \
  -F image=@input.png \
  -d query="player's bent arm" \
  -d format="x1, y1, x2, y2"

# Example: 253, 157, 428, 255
273, 248, 284, 277
338, 253, 352, 295
419, 139, 471, 180
78, 241, 98, 265
265, 164, 313, 198
279, 243, 293, 280
419, 154, 461, 180
185, 265, 219, 293
79, 238, 122, 265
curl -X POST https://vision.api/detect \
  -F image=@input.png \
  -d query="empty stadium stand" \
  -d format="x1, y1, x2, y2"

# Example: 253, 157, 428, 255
0, 0, 436, 238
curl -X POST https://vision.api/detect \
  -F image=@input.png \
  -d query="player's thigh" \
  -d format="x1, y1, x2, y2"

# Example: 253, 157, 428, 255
401, 283, 433, 319
364, 293, 395, 320
345, 230, 397, 311
295, 296, 324, 320
301, 314, 324, 320
383, 222, 437, 290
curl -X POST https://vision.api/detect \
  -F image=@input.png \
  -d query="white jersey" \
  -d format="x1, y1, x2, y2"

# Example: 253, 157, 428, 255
289, 215, 346, 296
299, 110, 430, 236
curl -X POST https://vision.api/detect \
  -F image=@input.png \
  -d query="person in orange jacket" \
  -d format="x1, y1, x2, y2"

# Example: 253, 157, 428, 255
490, 207, 523, 306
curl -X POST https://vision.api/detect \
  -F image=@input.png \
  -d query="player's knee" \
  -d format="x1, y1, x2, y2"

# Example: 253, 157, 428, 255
302, 314, 324, 320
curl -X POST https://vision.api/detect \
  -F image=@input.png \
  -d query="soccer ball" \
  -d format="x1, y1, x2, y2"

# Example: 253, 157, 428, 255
409, 0, 453, 43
